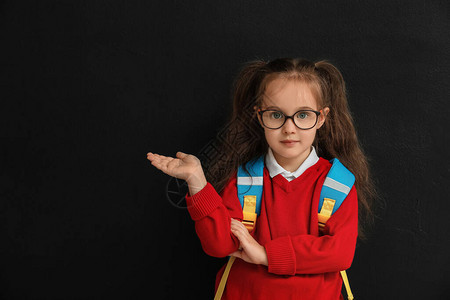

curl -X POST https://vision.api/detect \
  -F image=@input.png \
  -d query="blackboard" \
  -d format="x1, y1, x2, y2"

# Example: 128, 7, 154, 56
1, 1, 449, 299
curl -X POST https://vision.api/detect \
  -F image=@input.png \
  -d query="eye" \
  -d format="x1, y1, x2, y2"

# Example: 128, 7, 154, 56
296, 111, 310, 119
270, 111, 283, 119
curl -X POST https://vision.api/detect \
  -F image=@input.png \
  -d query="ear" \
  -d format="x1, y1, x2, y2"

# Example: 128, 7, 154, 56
317, 107, 330, 129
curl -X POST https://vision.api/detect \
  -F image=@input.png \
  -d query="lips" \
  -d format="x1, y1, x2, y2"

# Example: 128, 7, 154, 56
281, 140, 298, 143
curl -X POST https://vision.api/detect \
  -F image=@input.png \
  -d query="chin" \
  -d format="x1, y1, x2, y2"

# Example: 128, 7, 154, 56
274, 145, 310, 158
274, 148, 302, 158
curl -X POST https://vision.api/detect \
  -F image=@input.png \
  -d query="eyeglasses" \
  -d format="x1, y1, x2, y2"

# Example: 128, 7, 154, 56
257, 109, 322, 130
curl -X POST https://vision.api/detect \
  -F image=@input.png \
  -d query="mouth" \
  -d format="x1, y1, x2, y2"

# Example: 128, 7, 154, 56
281, 140, 299, 145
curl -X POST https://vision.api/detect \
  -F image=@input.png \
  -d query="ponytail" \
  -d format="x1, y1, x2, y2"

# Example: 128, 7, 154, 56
203, 60, 269, 196
231, 60, 268, 120
315, 61, 376, 240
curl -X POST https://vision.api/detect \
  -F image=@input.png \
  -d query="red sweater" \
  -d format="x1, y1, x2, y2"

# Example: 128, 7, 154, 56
185, 157, 358, 300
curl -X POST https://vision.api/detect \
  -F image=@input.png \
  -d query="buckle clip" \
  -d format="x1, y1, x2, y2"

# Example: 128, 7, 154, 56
242, 195, 257, 232
242, 211, 257, 232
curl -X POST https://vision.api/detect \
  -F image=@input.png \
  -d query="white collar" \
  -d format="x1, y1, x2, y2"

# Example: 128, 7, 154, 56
265, 146, 319, 182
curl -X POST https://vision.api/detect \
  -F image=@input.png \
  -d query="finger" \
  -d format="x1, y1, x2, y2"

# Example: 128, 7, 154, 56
148, 155, 166, 167
153, 156, 174, 168
147, 153, 167, 163
148, 156, 163, 168
231, 218, 244, 226
229, 250, 242, 259
230, 222, 246, 235
147, 152, 158, 161
152, 153, 172, 162
231, 221, 248, 233
176, 151, 188, 158
235, 221, 247, 231
151, 156, 175, 173
231, 228, 249, 247
147, 152, 158, 159
230, 219, 241, 230
230, 218, 240, 228
230, 227, 242, 239
232, 220, 249, 233
231, 218, 244, 227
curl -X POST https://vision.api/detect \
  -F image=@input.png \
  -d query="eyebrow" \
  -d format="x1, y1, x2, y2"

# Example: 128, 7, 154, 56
264, 105, 314, 111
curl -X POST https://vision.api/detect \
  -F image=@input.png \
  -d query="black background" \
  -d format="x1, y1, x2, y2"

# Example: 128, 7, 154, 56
1, 1, 449, 299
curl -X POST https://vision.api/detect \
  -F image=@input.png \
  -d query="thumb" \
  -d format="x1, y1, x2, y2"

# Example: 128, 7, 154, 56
230, 250, 242, 259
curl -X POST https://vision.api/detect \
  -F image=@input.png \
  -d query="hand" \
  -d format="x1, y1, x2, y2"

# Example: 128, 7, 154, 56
147, 151, 205, 185
230, 218, 268, 266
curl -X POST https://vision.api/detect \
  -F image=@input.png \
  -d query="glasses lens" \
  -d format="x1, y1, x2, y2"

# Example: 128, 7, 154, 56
261, 110, 285, 129
293, 110, 318, 129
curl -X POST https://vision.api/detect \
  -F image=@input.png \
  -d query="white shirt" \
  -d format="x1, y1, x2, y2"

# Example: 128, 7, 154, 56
265, 146, 319, 182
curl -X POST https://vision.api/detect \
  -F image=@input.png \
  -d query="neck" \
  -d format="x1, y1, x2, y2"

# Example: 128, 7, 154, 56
272, 147, 312, 172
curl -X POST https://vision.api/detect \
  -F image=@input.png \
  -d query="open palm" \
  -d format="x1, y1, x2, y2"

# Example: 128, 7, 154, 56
147, 151, 202, 183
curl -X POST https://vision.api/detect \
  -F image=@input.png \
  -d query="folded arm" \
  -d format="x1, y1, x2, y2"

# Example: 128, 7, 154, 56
185, 174, 243, 257
264, 186, 359, 275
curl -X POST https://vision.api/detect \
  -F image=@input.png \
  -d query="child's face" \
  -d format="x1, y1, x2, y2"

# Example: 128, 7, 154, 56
256, 78, 327, 170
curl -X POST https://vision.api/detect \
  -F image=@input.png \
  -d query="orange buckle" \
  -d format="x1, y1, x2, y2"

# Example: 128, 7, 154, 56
242, 211, 257, 232
317, 213, 330, 225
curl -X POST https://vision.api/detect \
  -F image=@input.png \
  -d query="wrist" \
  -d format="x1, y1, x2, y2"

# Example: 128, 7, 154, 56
260, 246, 269, 266
186, 171, 207, 196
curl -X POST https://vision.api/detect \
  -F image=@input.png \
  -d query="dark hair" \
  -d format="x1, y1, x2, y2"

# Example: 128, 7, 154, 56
203, 57, 376, 239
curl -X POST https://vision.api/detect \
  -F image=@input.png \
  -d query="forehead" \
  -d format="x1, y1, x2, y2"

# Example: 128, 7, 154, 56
262, 78, 319, 111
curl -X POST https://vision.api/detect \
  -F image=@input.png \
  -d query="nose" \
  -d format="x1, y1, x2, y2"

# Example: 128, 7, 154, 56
283, 117, 297, 133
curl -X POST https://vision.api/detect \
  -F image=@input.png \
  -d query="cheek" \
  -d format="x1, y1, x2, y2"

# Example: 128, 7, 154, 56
298, 129, 318, 142
264, 129, 278, 143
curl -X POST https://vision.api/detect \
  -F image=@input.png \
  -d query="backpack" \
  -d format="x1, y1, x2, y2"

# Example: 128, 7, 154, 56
214, 155, 355, 300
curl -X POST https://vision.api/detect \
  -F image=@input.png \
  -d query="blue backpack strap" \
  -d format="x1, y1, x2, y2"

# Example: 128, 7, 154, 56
318, 158, 356, 300
319, 158, 355, 216
237, 155, 264, 216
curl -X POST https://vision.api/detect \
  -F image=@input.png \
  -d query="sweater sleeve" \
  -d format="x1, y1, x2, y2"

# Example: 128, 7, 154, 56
184, 172, 243, 258
264, 186, 358, 275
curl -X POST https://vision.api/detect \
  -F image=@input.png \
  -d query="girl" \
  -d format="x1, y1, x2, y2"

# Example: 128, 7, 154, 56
147, 58, 375, 299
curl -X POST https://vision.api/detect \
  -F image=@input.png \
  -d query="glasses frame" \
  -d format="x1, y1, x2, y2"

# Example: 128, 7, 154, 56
257, 108, 322, 130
